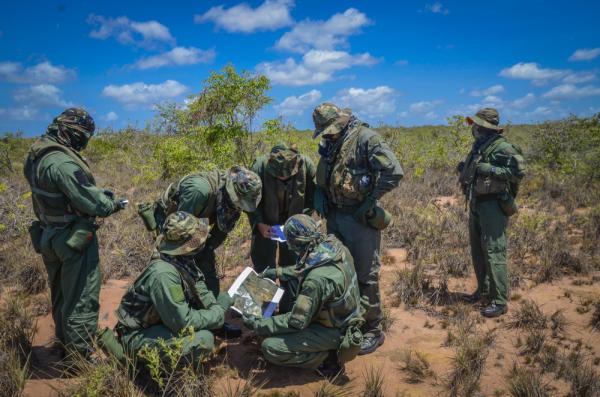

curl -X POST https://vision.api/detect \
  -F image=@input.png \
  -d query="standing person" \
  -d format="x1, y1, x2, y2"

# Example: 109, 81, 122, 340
248, 144, 315, 310
458, 108, 526, 317
138, 166, 261, 337
110, 211, 233, 364
312, 103, 403, 355
24, 108, 127, 358
243, 214, 364, 377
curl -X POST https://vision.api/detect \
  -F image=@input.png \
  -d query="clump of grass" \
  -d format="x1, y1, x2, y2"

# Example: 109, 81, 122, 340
447, 331, 494, 397
399, 349, 434, 384
535, 344, 560, 374
591, 300, 600, 331
17, 259, 46, 294
380, 305, 394, 333
361, 366, 385, 397
566, 359, 600, 397
0, 349, 29, 397
506, 300, 547, 330
312, 376, 354, 397
443, 304, 478, 346
391, 265, 428, 307
506, 363, 551, 397
550, 310, 568, 337
520, 329, 546, 355
222, 373, 264, 397
0, 295, 36, 363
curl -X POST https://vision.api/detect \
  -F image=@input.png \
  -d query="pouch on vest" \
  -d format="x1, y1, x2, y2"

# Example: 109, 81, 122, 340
474, 176, 506, 196
137, 202, 158, 231
96, 327, 126, 362
28, 221, 43, 254
498, 191, 518, 217
337, 324, 363, 363
336, 168, 372, 202
366, 205, 392, 230
65, 218, 95, 251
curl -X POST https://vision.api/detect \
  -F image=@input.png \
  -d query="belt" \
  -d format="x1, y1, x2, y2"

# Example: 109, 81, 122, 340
475, 194, 499, 202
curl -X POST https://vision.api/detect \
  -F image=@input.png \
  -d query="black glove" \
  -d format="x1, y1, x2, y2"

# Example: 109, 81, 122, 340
353, 196, 376, 224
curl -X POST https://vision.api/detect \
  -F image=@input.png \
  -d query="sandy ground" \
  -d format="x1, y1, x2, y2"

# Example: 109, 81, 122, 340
22, 200, 600, 396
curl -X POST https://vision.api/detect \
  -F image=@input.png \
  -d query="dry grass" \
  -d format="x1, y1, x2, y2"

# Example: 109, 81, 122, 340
360, 366, 385, 397
506, 363, 551, 397
447, 331, 494, 397
398, 349, 434, 384
506, 300, 547, 330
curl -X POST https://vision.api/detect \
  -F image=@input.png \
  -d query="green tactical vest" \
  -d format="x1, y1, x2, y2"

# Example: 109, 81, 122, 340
23, 136, 96, 225
316, 125, 376, 207
261, 156, 307, 225
158, 170, 223, 223
116, 257, 203, 332
298, 238, 362, 329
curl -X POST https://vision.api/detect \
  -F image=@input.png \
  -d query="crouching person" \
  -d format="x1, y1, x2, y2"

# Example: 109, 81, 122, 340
243, 214, 364, 377
108, 211, 233, 364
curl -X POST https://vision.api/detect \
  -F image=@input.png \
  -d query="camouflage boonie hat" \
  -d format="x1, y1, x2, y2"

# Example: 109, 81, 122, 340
225, 166, 262, 212
312, 103, 352, 139
157, 211, 209, 255
466, 108, 503, 131
284, 214, 323, 253
266, 144, 300, 179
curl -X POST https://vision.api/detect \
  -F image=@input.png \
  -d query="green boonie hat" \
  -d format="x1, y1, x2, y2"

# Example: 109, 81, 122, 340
283, 214, 322, 252
266, 144, 300, 179
157, 211, 209, 255
466, 108, 503, 131
225, 166, 262, 212
312, 103, 352, 139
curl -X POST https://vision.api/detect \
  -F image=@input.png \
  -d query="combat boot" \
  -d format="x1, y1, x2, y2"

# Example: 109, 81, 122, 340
316, 351, 345, 378
480, 303, 508, 318
359, 330, 385, 355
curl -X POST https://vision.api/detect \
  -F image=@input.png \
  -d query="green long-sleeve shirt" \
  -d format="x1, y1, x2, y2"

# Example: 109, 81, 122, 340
118, 259, 225, 334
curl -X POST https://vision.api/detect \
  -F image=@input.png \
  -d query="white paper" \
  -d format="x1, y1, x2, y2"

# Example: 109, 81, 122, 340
227, 266, 284, 318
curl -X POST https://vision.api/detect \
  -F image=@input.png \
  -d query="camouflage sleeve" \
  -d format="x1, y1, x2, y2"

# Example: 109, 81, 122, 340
52, 157, 117, 217
489, 143, 526, 183
247, 157, 265, 229
366, 134, 404, 199
254, 278, 332, 336
177, 177, 211, 216
149, 269, 225, 333
303, 156, 317, 212
277, 265, 298, 281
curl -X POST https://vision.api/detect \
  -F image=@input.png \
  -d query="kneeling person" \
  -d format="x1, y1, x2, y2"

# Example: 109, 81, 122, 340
115, 212, 233, 363
244, 214, 364, 377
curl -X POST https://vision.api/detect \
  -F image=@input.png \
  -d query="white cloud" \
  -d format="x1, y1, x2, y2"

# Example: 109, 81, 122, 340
409, 100, 443, 114
470, 84, 504, 97
510, 93, 535, 109
0, 105, 39, 120
87, 14, 175, 48
569, 47, 600, 62
104, 111, 118, 122
13, 84, 72, 107
0, 61, 75, 84
562, 71, 596, 84
275, 89, 321, 116
499, 62, 565, 84
275, 8, 371, 53
195, 0, 294, 33
542, 84, 600, 100
257, 49, 377, 86
335, 86, 396, 119
102, 80, 188, 108
133, 47, 215, 69
425, 2, 450, 14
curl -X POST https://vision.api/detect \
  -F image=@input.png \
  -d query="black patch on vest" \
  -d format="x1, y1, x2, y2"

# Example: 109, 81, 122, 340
74, 169, 91, 186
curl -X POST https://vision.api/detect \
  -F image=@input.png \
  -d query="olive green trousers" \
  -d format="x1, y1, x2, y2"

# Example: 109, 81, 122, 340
261, 323, 342, 370
469, 199, 509, 305
40, 226, 101, 357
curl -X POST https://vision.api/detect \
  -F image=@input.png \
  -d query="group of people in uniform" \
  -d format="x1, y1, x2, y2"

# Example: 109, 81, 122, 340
24, 102, 524, 378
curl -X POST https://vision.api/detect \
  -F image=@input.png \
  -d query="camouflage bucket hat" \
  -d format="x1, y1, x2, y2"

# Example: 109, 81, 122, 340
225, 166, 262, 212
283, 214, 322, 253
312, 103, 352, 139
157, 211, 209, 255
466, 108, 503, 131
266, 144, 300, 179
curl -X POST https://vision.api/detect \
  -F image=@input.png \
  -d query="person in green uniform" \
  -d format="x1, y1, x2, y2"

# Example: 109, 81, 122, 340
24, 108, 127, 358
243, 214, 364, 377
138, 166, 261, 337
113, 211, 233, 364
312, 103, 403, 354
458, 108, 526, 317
248, 144, 316, 311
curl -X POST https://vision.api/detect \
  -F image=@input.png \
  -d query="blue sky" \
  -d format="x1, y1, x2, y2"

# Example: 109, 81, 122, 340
1, 0, 599, 135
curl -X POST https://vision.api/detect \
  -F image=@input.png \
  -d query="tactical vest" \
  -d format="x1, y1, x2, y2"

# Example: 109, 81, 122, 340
261, 156, 307, 225
23, 137, 95, 225
116, 258, 203, 332
316, 125, 375, 207
299, 239, 362, 329
158, 170, 223, 222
